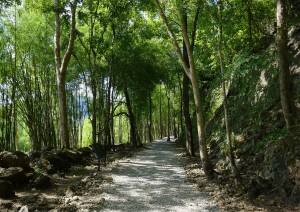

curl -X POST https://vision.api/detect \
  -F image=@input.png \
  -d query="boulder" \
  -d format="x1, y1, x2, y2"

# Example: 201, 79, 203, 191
77, 147, 93, 157
0, 151, 30, 169
29, 151, 42, 160
31, 158, 54, 174
30, 173, 51, 189
0, 180, 15, 198
41, 151, 71, 172
247, 175, 272, 200
0, 167, 27, 185
58, 149, 81, 164
262, 147, 295, 194
289, 159, 300, 186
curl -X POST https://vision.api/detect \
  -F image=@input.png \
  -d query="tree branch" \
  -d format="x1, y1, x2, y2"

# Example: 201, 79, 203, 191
154, 0, 191, 79
60, 0, 78, 76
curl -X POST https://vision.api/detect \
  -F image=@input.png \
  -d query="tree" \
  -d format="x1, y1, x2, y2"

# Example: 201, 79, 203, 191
154, 0, 215, 178
217, 0, 236, 175
54, 0, 78, 148
276, 0, 297, 132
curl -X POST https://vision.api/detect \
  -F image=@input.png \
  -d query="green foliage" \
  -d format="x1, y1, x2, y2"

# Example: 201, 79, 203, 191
81, 119, 92, 147
18, 126, 31, 152
254, 128, 287, 151
0, 0, 296, 154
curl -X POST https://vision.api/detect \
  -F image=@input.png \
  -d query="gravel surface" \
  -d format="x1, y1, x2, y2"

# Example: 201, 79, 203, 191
101, 139, 219, 212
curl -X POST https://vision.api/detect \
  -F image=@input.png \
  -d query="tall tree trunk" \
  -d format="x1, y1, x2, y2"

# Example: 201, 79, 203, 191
182, 16, 195, 156
173, 110, 177, 139
217, 0, 236, 175
276, 0, 297, 132
105, 77, 112, 147
91, 78, 97, 144
111, 88, 115, 148
159, 84, 163, 139
166, 92, 171, 141
182, 73, 194, 156
54, 0, 77, 149
12, 3, 17, 151
124, 86, 140, 147
119, 114, 123, 143
149, 92, 153, 142
154, 0, 215, 178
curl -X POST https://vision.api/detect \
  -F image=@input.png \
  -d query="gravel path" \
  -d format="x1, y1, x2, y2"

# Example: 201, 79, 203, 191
101, 139, 219, 212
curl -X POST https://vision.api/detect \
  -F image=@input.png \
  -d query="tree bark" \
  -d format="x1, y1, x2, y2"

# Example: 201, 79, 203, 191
149, 92, 153, 142
182, 14, 195, 156
166, 92, 171, 141
159, 84, 163, 139
124, 86, 140, 147
54, 0, 77, 149
182, 73, 194, 156
276, 0, 297, 132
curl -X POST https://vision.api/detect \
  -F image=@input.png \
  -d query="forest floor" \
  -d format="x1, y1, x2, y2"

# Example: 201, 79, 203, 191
183, 141, 300, 212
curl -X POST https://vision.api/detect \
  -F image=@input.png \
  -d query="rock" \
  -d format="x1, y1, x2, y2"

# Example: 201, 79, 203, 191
58, 149, 81, 164
18, 206, 29, 212
31, 158, 54, 174
41, 151, 71, 172
23, 194, 38, 203
0, 151, 30, 169
99, 197, 105, 205
247, 175, 272, 200
65, 197, 72, 204
0, 167, 27, 185
66, 187, 75, 197
0, 180, 15, 198
215, 159, 227, 171
30, 173, 51, 189
81, 176, 90, 184
72, 196, 79, 201
262, 147, 295, 195
289, 159, 300, 186
29, 151, 41, 160
77, 147, 93, 157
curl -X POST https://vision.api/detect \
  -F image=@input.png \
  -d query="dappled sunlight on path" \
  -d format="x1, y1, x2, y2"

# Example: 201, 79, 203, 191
102, 139, 218, 212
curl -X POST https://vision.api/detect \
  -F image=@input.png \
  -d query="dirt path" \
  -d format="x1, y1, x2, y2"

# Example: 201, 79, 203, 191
100, 139, 218, 212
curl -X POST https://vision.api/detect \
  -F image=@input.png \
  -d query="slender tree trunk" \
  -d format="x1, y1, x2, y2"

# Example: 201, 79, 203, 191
12, 3, 17, 151
154, 0, 215, 178
159, 84, 163, 139
149, 92, 153, 142
276, 0, 297, 132
91, 79, 97, 144
178, 75, 183, 137
57, 76, 69, 148
182, 17, 195, 156
183, 74, 194, 156
119, 114, 123, 143
166, 93, 171, 141
217, 0, 236, 175
124, 86, 140, 147
173, 110, 177, 139
54, 0, 77, 149
98, 77, 105, 144
111, 88, 115, 148
105, 77, 112, 147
